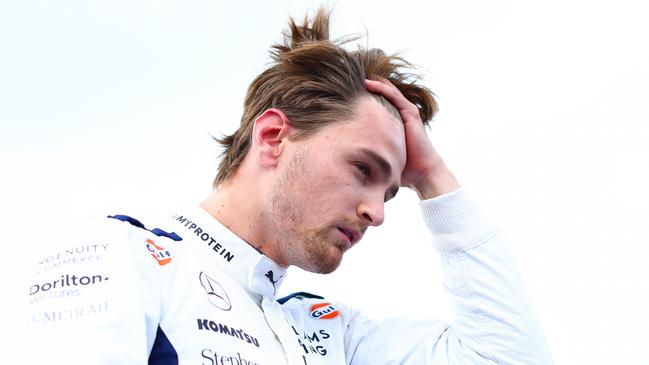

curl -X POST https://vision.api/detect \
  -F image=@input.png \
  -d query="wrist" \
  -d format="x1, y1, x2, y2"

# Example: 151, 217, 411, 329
410, 164, 460, 200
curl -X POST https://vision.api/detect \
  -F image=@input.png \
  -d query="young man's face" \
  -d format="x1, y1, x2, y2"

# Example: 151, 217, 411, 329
268, 96, 406, 273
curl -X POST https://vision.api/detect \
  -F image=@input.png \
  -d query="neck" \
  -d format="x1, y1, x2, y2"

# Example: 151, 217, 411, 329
200, 178, 286, 267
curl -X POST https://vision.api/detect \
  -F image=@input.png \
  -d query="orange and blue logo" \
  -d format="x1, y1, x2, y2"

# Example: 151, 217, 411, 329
309, 302, 339, 320
146, 239, 173, 266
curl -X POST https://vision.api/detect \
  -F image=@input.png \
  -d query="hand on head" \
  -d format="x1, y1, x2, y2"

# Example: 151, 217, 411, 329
365, 78, 460, 199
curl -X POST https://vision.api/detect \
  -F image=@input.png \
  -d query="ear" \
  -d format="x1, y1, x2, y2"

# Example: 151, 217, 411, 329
251, 108, 293, 168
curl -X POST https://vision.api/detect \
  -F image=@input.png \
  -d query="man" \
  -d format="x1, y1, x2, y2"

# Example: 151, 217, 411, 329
26, 8, 553, 365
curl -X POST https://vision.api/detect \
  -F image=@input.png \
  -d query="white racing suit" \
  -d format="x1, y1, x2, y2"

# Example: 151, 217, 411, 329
26, 188, 553, 364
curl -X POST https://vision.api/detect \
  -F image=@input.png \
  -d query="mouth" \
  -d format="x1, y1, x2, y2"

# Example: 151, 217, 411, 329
337, 226, 362, 247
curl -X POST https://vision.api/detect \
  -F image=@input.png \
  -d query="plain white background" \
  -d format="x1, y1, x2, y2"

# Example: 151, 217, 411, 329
2, 0, 648, 363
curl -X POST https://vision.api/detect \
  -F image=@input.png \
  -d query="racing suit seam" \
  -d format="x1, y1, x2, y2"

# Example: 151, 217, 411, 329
442, 236, 499, 351
451, 231, 499, 254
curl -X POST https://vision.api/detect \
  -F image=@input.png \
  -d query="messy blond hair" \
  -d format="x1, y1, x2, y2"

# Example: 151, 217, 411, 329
213, 7, 437, 187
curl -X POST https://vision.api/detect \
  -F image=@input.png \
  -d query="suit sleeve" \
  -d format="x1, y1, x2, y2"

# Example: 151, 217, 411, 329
25, 218, 162, 364
342, 188, 554, 364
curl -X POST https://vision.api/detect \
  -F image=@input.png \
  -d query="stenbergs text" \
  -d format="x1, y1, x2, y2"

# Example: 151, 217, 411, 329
201, 349, 261, 365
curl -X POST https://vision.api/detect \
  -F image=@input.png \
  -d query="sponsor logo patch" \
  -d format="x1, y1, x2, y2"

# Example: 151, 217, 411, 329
291, 326, 331, 357
30, 274, 109, 296
174, 215, 234, 262
197, 319, 259, 347
199, 271, 232, 311
28, 273, 109, 305
309, 303, 340, 320
28, 301, 109, 324
33, 243, 109, 273
201, 349, 261, 365
146, 239, 172, 266
265, 270, 283, 296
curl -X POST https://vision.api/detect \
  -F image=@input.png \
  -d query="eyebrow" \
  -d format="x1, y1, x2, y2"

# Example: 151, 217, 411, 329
356, 148, 400, 200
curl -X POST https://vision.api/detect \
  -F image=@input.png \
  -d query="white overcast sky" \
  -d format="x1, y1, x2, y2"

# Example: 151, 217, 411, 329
1, 0, 648, 363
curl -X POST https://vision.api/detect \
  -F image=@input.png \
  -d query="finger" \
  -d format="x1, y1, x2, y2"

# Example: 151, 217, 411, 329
364, 79, 402, 103
364, 78, 406, 106
364, 79, 420, 120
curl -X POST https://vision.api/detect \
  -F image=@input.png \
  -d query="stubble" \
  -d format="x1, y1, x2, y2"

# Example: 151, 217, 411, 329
269, 146, 342, 274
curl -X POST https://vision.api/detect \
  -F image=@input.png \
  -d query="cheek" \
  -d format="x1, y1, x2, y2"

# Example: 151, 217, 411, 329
316, 173, 359, 210
302, 166, 350, 195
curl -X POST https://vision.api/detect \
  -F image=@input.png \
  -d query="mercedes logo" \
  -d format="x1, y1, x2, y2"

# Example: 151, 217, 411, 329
199, 271, 232, 311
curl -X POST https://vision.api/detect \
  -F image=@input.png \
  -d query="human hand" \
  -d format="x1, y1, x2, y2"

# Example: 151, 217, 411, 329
365, 78, 459, 199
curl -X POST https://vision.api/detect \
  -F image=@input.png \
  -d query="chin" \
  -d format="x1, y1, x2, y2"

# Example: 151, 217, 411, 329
314, 261, 341, 274
301, 248, 343, 274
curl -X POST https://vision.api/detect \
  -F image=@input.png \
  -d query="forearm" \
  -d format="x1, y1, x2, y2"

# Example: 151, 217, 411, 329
410, 161, 460, 200
421, 189, 554, 364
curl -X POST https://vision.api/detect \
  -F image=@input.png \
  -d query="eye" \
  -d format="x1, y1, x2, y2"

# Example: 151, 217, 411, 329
354, 163, 371, 178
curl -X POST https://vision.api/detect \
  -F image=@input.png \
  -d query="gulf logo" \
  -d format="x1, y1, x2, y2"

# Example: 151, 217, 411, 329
146, 239, 173, 266
309, 302, 340, 320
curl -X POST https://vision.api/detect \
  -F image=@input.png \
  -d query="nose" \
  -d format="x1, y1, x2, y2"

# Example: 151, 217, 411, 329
357, 197, 385, 227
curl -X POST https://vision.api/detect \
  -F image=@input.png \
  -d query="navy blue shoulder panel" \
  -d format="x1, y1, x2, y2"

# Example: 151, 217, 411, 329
108, 215, 183, 242
148, 326, 178, 365
109, 214, 145, 229
277, 291, 325, 305
150, 228, 182, 241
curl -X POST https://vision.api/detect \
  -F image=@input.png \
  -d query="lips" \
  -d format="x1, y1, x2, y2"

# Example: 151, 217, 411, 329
337, 226, 362, 246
